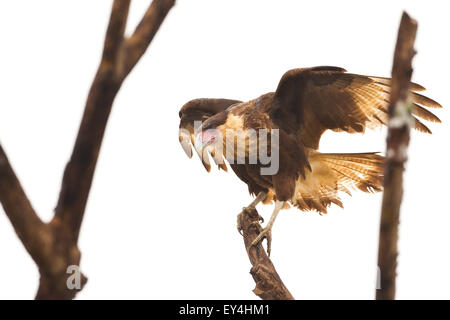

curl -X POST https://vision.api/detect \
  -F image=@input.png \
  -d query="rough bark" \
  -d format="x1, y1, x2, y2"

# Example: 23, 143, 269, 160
239, 208, 294, 300
376, 11, 418, 300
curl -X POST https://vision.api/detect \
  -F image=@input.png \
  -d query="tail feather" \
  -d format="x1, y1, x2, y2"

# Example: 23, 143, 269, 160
292, 152, 384, 213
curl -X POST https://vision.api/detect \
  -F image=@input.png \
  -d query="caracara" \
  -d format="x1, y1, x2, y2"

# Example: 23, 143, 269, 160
178, 66, 442, 255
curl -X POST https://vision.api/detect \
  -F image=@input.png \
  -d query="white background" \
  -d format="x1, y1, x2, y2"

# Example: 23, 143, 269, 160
0, 0, 449, 299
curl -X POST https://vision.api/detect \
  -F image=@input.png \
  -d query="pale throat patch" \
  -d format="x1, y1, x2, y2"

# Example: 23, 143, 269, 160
219, 113, 245, 131
217, 114, 249, 158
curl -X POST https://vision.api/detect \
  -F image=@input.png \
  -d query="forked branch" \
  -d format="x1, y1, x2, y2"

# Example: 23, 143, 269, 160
0, 0, 175, 299
55, 0, 175, 243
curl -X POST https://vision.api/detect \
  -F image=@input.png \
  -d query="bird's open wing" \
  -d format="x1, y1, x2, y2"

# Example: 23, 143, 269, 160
272, 66, 442, 149
178, 98, 241, 171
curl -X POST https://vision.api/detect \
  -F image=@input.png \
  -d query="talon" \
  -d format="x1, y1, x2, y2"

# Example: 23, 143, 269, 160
237, 207, 255, 235
237, 205, 259, 235
237, 212, 244, 235
243, 206, 264, 223
242, 206, 254, 214
236, 192, 268, 237
249, 220, 263, 230
250, 226, 272, 256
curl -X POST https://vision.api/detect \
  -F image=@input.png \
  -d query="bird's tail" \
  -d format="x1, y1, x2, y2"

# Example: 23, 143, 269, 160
317, 152, 385, 193
291, 152, 385, 213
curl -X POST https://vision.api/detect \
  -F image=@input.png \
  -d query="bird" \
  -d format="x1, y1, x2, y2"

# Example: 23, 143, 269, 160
178, 66, 442, 255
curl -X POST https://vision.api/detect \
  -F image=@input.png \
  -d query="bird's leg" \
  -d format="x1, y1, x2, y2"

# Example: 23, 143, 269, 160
237, 191, 267, 234
250, 200, 284, 256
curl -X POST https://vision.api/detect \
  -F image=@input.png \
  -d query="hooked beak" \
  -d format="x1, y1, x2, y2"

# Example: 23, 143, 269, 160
178, 128, 193, 158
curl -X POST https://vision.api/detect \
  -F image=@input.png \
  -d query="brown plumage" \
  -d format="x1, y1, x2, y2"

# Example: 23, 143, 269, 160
178, 66, 442, 214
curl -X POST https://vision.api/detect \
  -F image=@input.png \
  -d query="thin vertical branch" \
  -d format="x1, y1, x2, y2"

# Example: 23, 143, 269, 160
376, 11, 418, 300
54, 0, 131, 243
121, 0, 175, 78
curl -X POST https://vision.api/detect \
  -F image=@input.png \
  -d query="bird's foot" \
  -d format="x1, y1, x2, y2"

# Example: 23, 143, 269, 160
237, 206, 264, 235
250, 222, 272, 256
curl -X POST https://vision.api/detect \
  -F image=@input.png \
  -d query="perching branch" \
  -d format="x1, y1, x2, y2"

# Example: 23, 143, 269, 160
239, 208, 294, 300
0, 0, 175, 299
376, 11, 418, 300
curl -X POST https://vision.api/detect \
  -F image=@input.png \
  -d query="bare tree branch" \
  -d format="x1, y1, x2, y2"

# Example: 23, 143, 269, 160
0, 0, 175, 299
102, 0, 131, 69
376, 11, 418, 300
121, 0, 176, 78
0, 145, 48, 263
54, 0, 132, 242
0, 143, 85, 300
55, 0, 175, 243
239, 208, 294, 300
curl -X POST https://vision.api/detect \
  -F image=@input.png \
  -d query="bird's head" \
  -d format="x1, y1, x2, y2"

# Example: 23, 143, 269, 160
178, 98, 240, 171
178, 99, 221, 158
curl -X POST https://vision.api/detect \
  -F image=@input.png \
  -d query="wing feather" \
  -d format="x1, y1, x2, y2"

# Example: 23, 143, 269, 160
292, 152, 384, 213
273, 67, 442, 149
